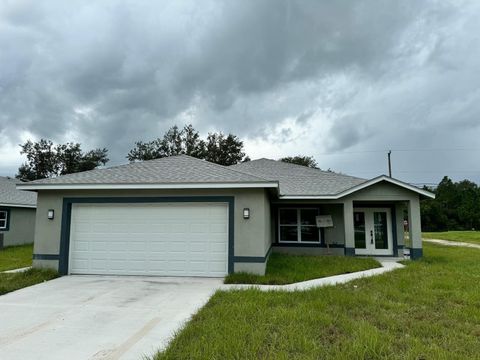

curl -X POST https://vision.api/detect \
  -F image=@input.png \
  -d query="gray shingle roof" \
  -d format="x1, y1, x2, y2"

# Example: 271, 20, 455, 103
0, 177, 37, 207
22, 155, 272, 185
230, 158, 367, 196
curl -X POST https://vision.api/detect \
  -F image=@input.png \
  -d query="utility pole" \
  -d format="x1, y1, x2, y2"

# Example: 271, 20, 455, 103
387, 150, 392, 177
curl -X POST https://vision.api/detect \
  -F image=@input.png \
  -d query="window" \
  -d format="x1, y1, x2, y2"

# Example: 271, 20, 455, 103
0, 210, 8, 230
279, 208, 320, 243
354, 212, 366, 249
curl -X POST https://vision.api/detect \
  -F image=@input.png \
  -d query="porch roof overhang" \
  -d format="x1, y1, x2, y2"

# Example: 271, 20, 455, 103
278, 175, 435, 200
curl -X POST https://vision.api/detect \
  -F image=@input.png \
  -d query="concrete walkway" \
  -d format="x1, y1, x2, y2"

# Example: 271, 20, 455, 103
423, 238, 480, 250
1, 266, 31, 274
222, 259, 404, 292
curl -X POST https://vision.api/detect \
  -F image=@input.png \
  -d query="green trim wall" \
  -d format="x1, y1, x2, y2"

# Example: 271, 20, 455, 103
234, 246, 272, 263
58, 196, 235, 275
33, 254, 60, 260
410, 248, 423, 259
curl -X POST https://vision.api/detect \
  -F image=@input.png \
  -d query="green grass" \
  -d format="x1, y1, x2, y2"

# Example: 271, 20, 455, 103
423, 231, 480, 245
155, 243, 480, 359
0, 268, 58, 296
0, 244, 33, 272
225, 253, 381, 285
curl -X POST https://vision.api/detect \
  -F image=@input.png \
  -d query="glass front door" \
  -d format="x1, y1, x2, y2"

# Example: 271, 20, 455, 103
354, 208, 393, 255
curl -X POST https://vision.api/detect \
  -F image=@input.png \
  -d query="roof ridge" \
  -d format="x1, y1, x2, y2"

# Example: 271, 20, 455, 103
22, 154, 277, 186
194, 156, 273, 182
25, 155, 188, 184
236, 158, 365, 181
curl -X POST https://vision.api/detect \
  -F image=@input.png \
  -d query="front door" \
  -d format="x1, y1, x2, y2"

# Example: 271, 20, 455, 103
353, 208, 393, 256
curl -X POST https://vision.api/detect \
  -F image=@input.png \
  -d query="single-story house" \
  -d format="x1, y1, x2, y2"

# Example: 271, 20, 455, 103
17, 155, 434, 276
0, 176, 37, 248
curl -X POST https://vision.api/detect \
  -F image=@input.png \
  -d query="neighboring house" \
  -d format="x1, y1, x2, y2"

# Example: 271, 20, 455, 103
17, 155, 434, 276
0, 176, 37, 247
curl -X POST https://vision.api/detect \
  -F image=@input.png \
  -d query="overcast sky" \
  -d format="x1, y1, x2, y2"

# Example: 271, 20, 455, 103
1, 0, 480, 185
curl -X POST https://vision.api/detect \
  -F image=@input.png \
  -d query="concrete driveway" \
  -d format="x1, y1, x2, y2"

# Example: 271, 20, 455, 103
0, 275, 223, 360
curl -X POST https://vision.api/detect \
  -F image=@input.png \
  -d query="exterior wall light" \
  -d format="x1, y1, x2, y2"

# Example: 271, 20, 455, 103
47, 209, 55, 220
243, 208, 250, 219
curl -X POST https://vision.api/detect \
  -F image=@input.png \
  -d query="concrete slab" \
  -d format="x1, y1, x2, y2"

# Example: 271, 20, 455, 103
0, 275, 222, 360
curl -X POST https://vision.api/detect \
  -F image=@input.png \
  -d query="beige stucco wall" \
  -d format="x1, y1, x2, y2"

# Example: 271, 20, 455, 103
322, 204, 345, 246
0, 207, 36, 247
344, 182, 418, 202
32, 188, 271, 274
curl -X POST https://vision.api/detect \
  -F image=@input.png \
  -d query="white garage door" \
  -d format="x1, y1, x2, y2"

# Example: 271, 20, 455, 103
69, 203, 229, 277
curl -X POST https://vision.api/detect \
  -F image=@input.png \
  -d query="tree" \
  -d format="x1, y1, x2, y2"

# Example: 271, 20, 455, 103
17, 139, 58, 181
280, 155, 318, 168
126, 140, 163, 161
420, 176, 480, 231
182, 124, 206, 158
17, 139, 109, 181
161, 125, 184, 156
77, 148, 109, 172
127, 124, 247, 165
203, 133, 245, 166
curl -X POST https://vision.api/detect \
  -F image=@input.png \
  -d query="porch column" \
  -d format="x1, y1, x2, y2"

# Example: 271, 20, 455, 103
343, 200, 355, 256
395, 202, 406, 257
407, 197, 423, 259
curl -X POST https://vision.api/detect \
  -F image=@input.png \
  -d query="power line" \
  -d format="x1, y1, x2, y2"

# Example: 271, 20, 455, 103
353, 170, 480, 174
316, 148, 480, 156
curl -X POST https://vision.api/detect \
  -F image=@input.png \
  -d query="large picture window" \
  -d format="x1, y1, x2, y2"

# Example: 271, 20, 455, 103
278, 208, 320, 243
0, 210, 8, 230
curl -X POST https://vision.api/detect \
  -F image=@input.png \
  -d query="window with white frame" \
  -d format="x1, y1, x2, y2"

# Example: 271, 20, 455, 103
0, 210, 8, 230
278, 208, 320, 243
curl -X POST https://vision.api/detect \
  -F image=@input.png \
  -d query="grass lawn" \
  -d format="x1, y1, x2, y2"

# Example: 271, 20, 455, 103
225, 253, 381, 285
0, 244, 33, 272
155, 243, 480, 359
0, 268, 58, 296
423, 230, 480, 245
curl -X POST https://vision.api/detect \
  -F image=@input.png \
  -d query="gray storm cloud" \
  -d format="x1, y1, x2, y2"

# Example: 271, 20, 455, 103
1, 0, 479, 184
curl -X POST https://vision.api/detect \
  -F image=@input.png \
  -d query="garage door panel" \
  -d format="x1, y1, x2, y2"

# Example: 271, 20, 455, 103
90, 251, 109, 260
210, 223, 228, 233
90, 260, 107, 271
71, 259, 88, 268
106, 242, 124, 252
149, 224, 172, 233
89, 241, 108, 251
149, 260, 168, 270
190, 261, 208, 271
72, 241, 89, 251
69, 203, 228, 277
189, 252, 208, 261
129, 242, 147, 252
189, 243, 207, 253
210, 241, 228, 252
169, 242, 188, 252
190, 223, 209, 233
208, 261, 227, 271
